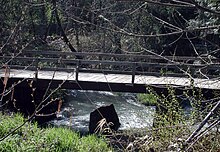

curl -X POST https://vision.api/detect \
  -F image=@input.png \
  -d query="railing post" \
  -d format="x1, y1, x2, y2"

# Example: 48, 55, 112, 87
75, 59, 80, 81
34, 58, 39, 81
132, 63, 136, 84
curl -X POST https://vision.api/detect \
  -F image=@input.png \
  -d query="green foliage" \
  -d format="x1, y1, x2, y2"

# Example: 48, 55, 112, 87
79, 135, 110, 152
137, 93, 157, 106
43, 127, 80, 151
0, 113, 111, 152
0, 113, 24, 138
154, 86, 184, 127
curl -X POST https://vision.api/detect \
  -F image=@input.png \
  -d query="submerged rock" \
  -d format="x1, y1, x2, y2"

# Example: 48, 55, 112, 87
89, 104, 120, 134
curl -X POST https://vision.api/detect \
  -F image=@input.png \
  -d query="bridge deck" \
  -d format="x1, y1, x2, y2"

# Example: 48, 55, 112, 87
1, 69, 220, 91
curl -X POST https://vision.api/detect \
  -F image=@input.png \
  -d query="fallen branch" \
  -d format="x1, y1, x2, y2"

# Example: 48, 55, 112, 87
184, 100, 220, 147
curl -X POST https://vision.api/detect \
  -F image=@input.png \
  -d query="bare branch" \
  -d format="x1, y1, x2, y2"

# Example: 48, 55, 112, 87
118, 0, 195, 8
185, 100, 220, 145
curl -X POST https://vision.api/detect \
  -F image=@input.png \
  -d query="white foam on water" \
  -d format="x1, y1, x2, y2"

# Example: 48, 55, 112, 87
50, 91, 156, 132
78, 90, 116, 96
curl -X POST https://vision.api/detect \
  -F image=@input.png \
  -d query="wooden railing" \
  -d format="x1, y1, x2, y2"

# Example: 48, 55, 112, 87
1, 50, 220, 83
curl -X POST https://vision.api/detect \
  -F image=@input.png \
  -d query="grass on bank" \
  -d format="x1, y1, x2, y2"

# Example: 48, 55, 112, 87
0, 113, 111, 152
137, 93, 157, 106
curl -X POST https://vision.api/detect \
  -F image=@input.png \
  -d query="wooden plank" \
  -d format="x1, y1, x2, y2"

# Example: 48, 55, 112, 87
80, 74, 103, 82
1, 69, 220, 90
107, 75, 127, 83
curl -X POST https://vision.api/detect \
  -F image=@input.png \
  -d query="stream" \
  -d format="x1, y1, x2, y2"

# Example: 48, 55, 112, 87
49, 90, 156, 133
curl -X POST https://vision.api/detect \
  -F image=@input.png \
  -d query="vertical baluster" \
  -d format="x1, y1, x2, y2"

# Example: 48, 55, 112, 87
132, 63, 136, 84
75, 59, 80, 81
34, 57, 39, 81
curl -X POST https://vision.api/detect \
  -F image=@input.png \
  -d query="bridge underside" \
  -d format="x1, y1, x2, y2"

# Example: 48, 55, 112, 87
1, 78, 147, 93
1, 77, 218, 102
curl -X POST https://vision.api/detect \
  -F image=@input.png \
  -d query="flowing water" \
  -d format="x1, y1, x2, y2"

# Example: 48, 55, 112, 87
49, 90, 155, 133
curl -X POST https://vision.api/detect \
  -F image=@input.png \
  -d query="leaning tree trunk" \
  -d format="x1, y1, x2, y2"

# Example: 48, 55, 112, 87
52, 0, 78, 54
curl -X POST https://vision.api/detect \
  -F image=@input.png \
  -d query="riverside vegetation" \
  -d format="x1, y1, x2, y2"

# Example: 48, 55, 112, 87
0, 87, 220, 151
108, 87, 220, 151
0, 113, 111, 152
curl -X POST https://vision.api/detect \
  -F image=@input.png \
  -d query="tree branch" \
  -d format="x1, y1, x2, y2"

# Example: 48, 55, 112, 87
184, 100, 220, 146
191, 0, 220, 16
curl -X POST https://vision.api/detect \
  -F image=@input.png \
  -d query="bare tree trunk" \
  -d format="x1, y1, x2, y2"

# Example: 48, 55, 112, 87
52, 0, 77, 53
75, 23, 80, 52
44, 12, 53, 41
29, 9, 36, 40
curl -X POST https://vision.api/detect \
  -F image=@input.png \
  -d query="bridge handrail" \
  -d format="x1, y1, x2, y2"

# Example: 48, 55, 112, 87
1, 52, 219, 82
21, 50, 220, 63
1, 55, 219, 68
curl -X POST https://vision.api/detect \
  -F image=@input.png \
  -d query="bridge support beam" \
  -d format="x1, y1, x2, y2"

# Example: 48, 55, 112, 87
131, 63, 136, 85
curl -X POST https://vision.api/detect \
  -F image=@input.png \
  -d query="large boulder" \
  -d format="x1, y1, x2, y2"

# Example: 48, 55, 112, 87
89, 104, 120, 134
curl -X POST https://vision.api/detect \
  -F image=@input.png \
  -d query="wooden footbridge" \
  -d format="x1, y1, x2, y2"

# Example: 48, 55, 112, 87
1, 50, 220, 93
